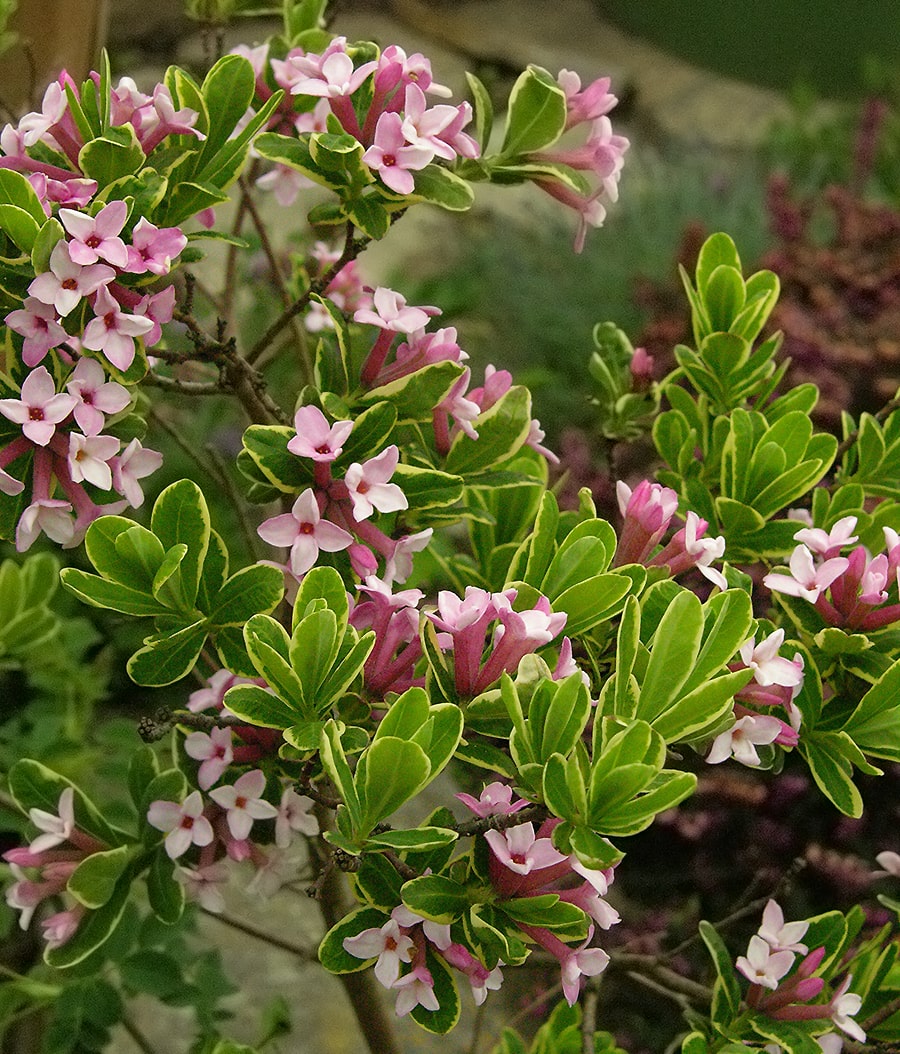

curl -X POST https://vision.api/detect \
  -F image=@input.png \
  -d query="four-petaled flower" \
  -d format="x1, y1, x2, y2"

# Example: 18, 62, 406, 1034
344, 445, 408, 522
484, 822, 567, 876
27, 787, 76, 854
343, 918, 415, 987
28, 241, 115, 317
287, 405, 354, 462
184, 726, 234, 791
60, 199, 129, 268
147, 791, 215, 859
209, 769, 279, 841
0, 366, 77, 446
81, 285, 155, 371
736, 934, 795, 990
257, 488, 353, 576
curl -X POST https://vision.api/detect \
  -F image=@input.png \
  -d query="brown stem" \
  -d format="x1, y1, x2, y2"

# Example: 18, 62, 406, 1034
143, 372, 222, 396
168, 709, 248, 731
317, 865, 402, 1054
239, 175, 314, 384
581, 979, 600, 1054
836, 394, 900, 465
201, 908, 315, 959
121, 1015, 156, 1054
863, 991, 900, 1033
610, 952, 713, 1005
222, 160, 258, 329
245, 221, 366, 366
452, 804, 548, 838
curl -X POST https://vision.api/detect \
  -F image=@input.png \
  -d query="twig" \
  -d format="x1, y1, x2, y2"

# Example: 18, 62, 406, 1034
835, 393, 900, 465
201, 908, 315, 960
862, 992, 900, 1033
223, 161, 258, 329
452, 804, 548, 838
610, 953, 712, 1006
122, 1015, 156, 1054
168, 709, 248, 731
143, 372, 223, 396
581, 978, 601, 1054
239, 175, 314, 384
0, 788, 25, 817
466, 999, 487, 1054
204, 442, 266, 563
382, 849, 418, 881
245, 221, 366, 366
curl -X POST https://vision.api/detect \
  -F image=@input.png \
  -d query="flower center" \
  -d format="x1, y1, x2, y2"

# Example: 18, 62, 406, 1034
29, 407, 44, 421
299, 522, 315, 535
85, 234, 102, 249
382, 154, 396, 168
62, 278, 78, 290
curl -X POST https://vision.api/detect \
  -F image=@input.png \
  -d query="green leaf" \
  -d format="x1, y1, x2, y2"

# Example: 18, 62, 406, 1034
9, 760, 122, 848
445, 385, 532, 475
68, 845, 133, 909
207, 563, 283, 625
0, 203, 40, 252
78, 126, 145, 185
699, 919, 740, 1017
224, 684, 296, 729
196, 54, 256, 165
501, 65, 567, 155
409, 164, 475, 211
0, 169, 48, 225
637, 590, 703, 723
695, 233, 742, 297
60, 568, 169, 616
320, 721, 360, 824
799, 734, 863, 817
842, 657, 900, 761
151, 480, 211, 609
45, 872, 133, 968
127, 620, 208, 686
365, 827, 458, 852
147, 851, 185, 924
466, 71, 494, 151
358, 738, 431, 832
400, 875, 470, 923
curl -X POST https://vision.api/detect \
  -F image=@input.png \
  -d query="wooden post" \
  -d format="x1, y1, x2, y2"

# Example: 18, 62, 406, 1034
1, 0, 110, 114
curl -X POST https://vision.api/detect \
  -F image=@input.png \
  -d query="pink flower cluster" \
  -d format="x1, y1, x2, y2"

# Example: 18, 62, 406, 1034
349, 576, 426, 698
736, 900, 864, 1046
8, 200, 181, 373
343, 904, 502, 1015
354, 287, 556, 462
535, 71, 629, 252
0, 360, 161, 550
473, 790, 619, 1006
4, 788, 105, 950
706, 628, 805, 767
429, 587, 567, 698
235, 38, 476, 205
612, 479, 728, 590
147, 770, 318, 913
257, 404, 426, 587
766, 518, 900, 632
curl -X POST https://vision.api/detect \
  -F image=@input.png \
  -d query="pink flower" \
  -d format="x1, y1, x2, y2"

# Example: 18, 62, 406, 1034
275, 787, 319, 847
257, 488, 353, 576
456, 782, 529, 818
706, 714, 784, 767
363, 112, 433, 195
354, 287, 438, 334
209, 769, 278, 841
736, 934, 795, 990
613, 479, 679, 564
16, 499, 75, 552
174, 862, 229, 913
27, 787, 76, 854
794, 516, 858, 559
400, 83, 461, 161
288, 45, 378, 99
65, 357, 131, 436
124, 217, 187, 275
5, 297, 68, 367
81, 285, 155, 371
344, 445, 408, 521
764, 545, 850, 604
68, 433, 120, 490
484, 822, 567, 876
560, 933, 610, 1006
147, 791, 214, 859
184, 727, 234, 791
874, 850, 900, 877
557, 70, 618, 129
384, 529, 433, 585
343, 917, 415, 987
134, 285, 176, 347
393, 965, 440, 1016
0, 366, 76, 445
41, 906, 84, 949
829, 975, 865, 1042
287, 405, 353, 462
739, 630, 806, 690
759, 900, 809, 955
59, 199, 129, 267
112, 438, 163, 507
27, 241, 115, 317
